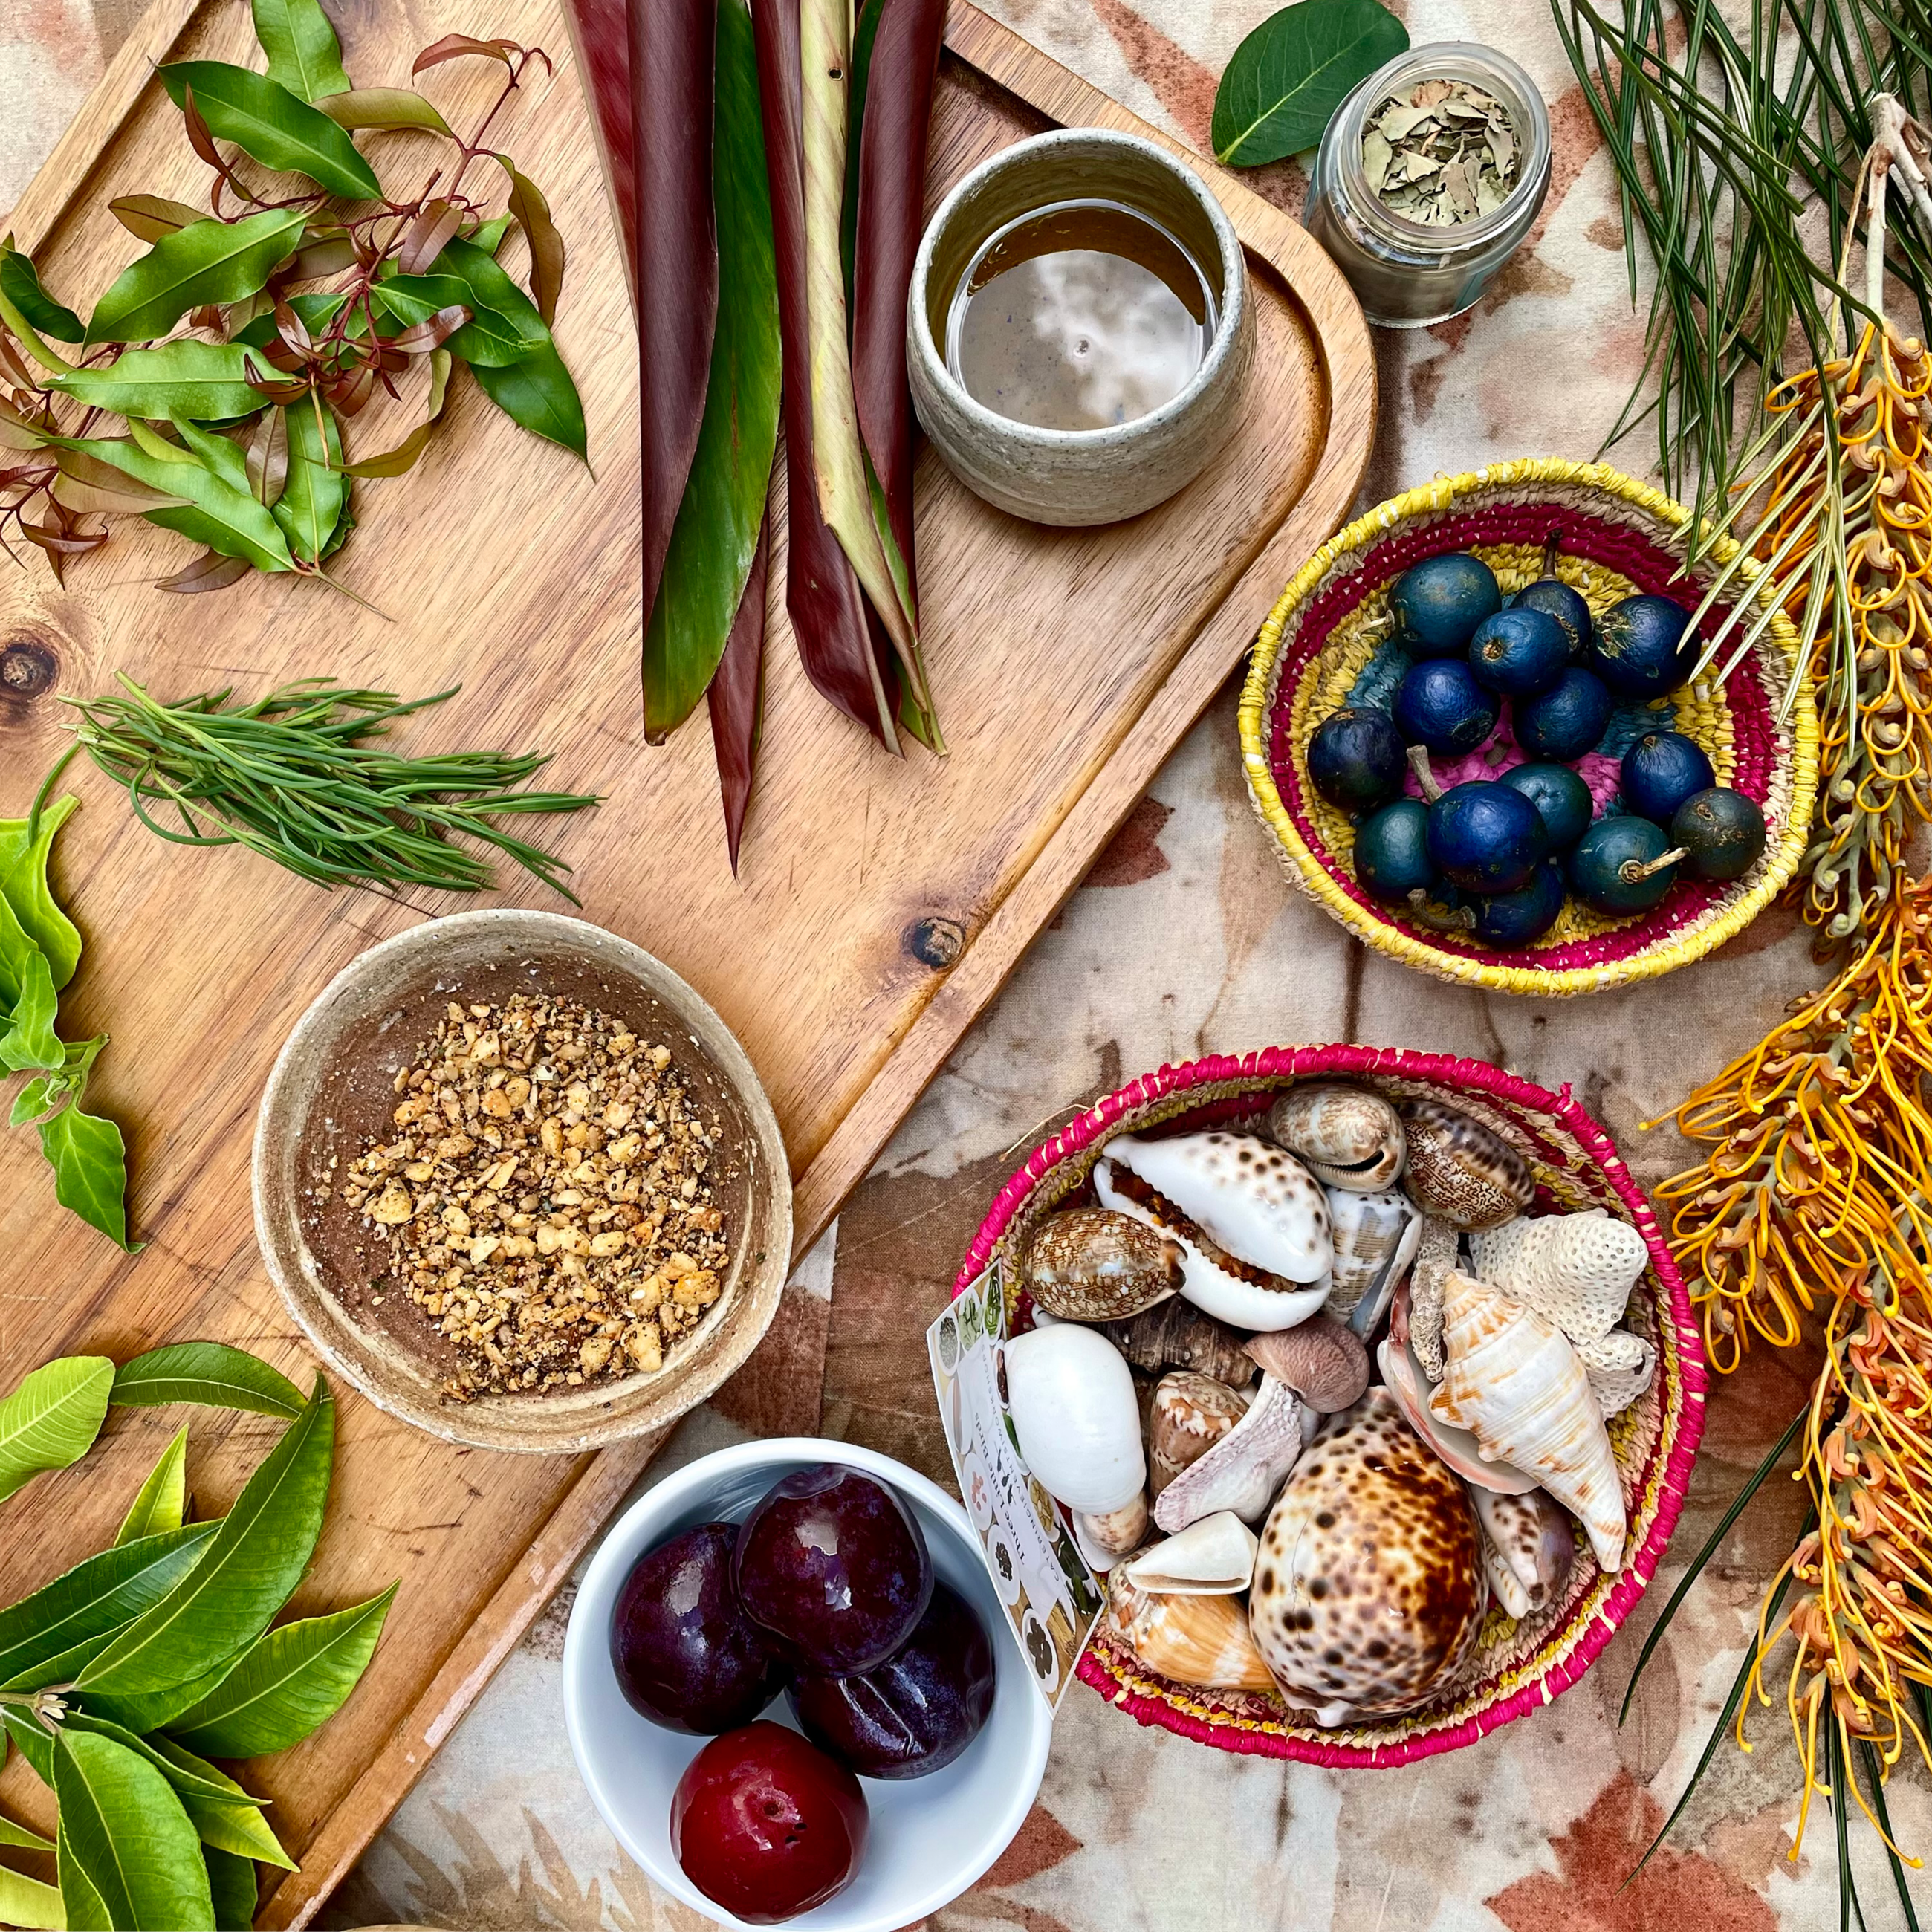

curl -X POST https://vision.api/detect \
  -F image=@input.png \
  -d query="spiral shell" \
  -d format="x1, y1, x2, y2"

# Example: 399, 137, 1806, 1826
1267, 1083, 1406, 1190
1103, 1300, 1257, 1387
1472, 1487, 1574, 1621
1399, 1100, 1536, 1230
1121, 1511, 1258, 1595
1150, 1371, 1251, 1497
1324, 1186, 1421, 1334
1103, 1561, 1277, 1692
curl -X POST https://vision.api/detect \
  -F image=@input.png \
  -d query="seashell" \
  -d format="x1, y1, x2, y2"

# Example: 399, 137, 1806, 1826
1574, 1330, 1656, 1417
1399, 1100, 1537, 1231
1095, 1132, 1332, 1332
1003, 1324, 1144, 1515
1103, 1561, 1277, 1693
1074, 1492, 1150, 1572
1429, 1273, 1627, 1571
1154, 1375, 1305, 1531
1324, 1185, 1422, 1335
1376, 1335, 1539, 1496
1103, 1299, 1256, 1387
1469, 1208, 1648, 1346
1251, 1388, 1488, 1725
1150, 1371, 1251, 1497
1025, 1207, 1183, 1323
1472, 1487, 1575, 1621
1244, 1312, 1369, 1413
1407, 1216, 1461, 1381
1267, 1083, 1405, 1190
1121, 1511, 1258, 1595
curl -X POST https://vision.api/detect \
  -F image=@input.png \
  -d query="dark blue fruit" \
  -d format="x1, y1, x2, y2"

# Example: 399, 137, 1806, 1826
1354, 798, 1435, 902
1514, 667, 1614, 762
1567, 815, 1680, 915
1388, 552, 1501, 657
1500, 762, 1593, 850
1672, 787, 1767, 881
1426, 782, 1547, 895
1468, 607, 1569, 698
1621, 730, 1715, 825
1588, 593, 1696, 697
1393, 659, 1499, 757
1471, 860, 1566, 948
1308, 706, 1407, 812
1511, 576, 1591, 659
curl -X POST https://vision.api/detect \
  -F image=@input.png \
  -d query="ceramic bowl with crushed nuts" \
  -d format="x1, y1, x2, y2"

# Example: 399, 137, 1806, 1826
253, 910, 791, 1452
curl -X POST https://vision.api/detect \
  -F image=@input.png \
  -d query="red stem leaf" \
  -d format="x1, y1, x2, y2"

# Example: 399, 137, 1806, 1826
384, 303, 470, 353
155, 547, 251, 592
413, 33, 522, 75
398, 198, 464, 277
558, 0, 635, 294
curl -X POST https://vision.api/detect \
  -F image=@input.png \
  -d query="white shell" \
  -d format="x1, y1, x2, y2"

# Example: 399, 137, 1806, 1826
1121, 1512, 1258, 1595
1575, 1329, 1656, 1416
1469, 1210, 1648, 1346
1324, 1186, 1422, 1334
1153, 1374, 1306, 1531
1095, 1147, 1332, 1333
1479, 1531, 1531, 1618
1004, 1324, 1145, 1515
1376, 1335, 1539, 1496
1101, 1132, 1332, 1280
1429, 1273, 1627, 1572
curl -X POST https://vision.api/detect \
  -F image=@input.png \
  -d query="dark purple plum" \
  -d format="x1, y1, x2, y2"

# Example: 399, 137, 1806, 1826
733, 1465, 933, 1674
788, 1582, 996, 1780
612, 1523, 789, 1734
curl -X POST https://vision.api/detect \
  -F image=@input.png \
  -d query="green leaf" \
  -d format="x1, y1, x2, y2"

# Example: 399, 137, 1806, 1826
0, 1524, 216, 1690
465, 213, 513, 256
108, 195, 207, 244
250, 0, 351, 101
0, 793, 82, 992
0, 1815, 54, 1854
115, 1424, 189, 1546
316, 88, 451, 134
47, 341, 271, 422
424, 234, 553, 364
157, 62, 380, 201
0, 1358, 113, 1506
85, 209, 305, 344
270, 400, 345, 563
470, 346, 586, 458
166, 1581, 396, 1757
0, 948, 61, 1074
643, 0, 779, 741
144, 1739, 290, 1868
1211, 0, 1409, 166
77, 1380, 334, 1728
202, 1849, 255, 1932
10, 1037, 100, 1132
37, 1102, 134, 1254
52, 1728, 214, 1931
110, 1343, 304, 1419
375, 272, 542, 367
0, 1862, 65, 1930
0, 244, 82, 343
62, 432, 294, 575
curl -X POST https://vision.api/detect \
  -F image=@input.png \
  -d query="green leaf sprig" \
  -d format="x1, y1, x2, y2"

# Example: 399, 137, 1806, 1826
1212, 0, 1409, 167
0, 1344, 398, 1931
0, 0, 581, 595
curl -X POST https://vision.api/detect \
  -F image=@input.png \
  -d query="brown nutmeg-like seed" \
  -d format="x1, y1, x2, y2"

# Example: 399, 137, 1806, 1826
1243, 1313, 1369, 1413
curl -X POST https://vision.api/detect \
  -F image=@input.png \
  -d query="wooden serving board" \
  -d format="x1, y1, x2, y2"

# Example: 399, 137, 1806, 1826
0, 0, 1372, 1922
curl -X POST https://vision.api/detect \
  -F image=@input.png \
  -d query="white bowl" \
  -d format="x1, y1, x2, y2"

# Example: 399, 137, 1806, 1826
563, 1438, 1054, 1931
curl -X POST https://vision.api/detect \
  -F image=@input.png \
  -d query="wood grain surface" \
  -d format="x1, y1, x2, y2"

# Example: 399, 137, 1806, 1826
0, 1, 1374, 1923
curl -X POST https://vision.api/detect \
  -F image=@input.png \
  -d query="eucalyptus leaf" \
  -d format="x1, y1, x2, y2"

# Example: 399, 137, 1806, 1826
47, 341, 271, 424
0, 949, 62, 1074
37, 1100, 136, 1254
250, 0, 351, 102
115, 1424, 189, 1546
470, 346, 586, 458
465, 213, 513, 256
110, 1342, 304, 1419
0, 1358, 113, 1506
157, 62, 380, 201
44, 1715, 254, 1808
271, 399, 346, 563
0, 793, 82, 991
64, 434, 294, 576
85, 209, 305, 345
316, 88, 452, 135
335, 349, 452, 476
0, 244, 82, 343
202, 1848, 255, 1932
0, 1861, 65, 1931
1211, 0, 1409, 166
375, 273, 539, 367
0, 1814, 54, 1854
52, 1728, 214, 1932
166, 1581, 396, 1757
108, 195, 207, 244
0, 1523, 216, 1690
77, 1380, 334, 1728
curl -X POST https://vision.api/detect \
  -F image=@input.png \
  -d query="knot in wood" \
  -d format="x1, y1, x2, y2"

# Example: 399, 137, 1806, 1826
904, 915, 965, 970
0, 637, 57, 701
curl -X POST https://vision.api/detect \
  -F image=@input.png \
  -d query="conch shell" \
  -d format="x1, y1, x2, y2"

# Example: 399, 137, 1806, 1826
1095, 1132, 1332, 1332
1153, 1374, 1306, 1532
1407, 1215, 1461, 1382
1399, 1100, 1536, 1230
1121, 1511, 1257, 1595
1472, 1487, 1574, 1621
1104, 1298, 1255, 1387
1468, 1209, 1648, 1345
1025, 1207, 1182, 1323
1575, 1329, 1656, 1417
1003, 1324, 1144, 1515
1323, 1186, 1421, 1335
1267, 1083, 1405, 1190
1429, 1272, 1627, 1571
1150, 1372, 1250, 1497
1103, 1560, 1277, 1692
1376, 1335, 1538, 1497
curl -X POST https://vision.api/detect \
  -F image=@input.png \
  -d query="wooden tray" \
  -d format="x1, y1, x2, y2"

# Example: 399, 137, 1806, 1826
0, 1, 1372, 1922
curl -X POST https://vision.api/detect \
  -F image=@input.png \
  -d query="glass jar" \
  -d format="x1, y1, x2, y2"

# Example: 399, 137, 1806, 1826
1303, 42, 1551, 329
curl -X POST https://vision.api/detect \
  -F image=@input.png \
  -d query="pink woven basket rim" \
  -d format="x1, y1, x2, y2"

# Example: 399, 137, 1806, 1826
950, 1043, 1707, 1769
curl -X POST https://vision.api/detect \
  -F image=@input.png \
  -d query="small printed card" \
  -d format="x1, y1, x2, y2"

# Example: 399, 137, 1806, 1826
927, 1261, 1103, 1713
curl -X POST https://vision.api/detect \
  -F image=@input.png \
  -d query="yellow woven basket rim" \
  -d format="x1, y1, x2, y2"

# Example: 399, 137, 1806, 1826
1236, 458, 1819, 996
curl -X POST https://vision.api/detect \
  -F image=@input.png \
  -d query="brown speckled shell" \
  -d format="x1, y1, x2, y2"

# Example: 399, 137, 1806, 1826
1267, 1083, 1405, 1190
1025, 1207, 1181, 1321
1398, 1100, 1535, 1230
1249, 1388, 1486, 1722
1150, 1370, 1251, 1496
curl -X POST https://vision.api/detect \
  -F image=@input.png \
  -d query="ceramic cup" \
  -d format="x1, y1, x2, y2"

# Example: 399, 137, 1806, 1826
563, 1437, 1053, 1932
907, 126, 1254, 527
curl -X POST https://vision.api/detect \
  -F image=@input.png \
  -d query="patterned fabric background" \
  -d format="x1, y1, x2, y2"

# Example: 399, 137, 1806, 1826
4, 1, 1928, 1928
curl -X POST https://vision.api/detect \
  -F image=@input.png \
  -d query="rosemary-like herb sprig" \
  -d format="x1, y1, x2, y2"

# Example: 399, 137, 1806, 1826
61, 676, 598, 902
